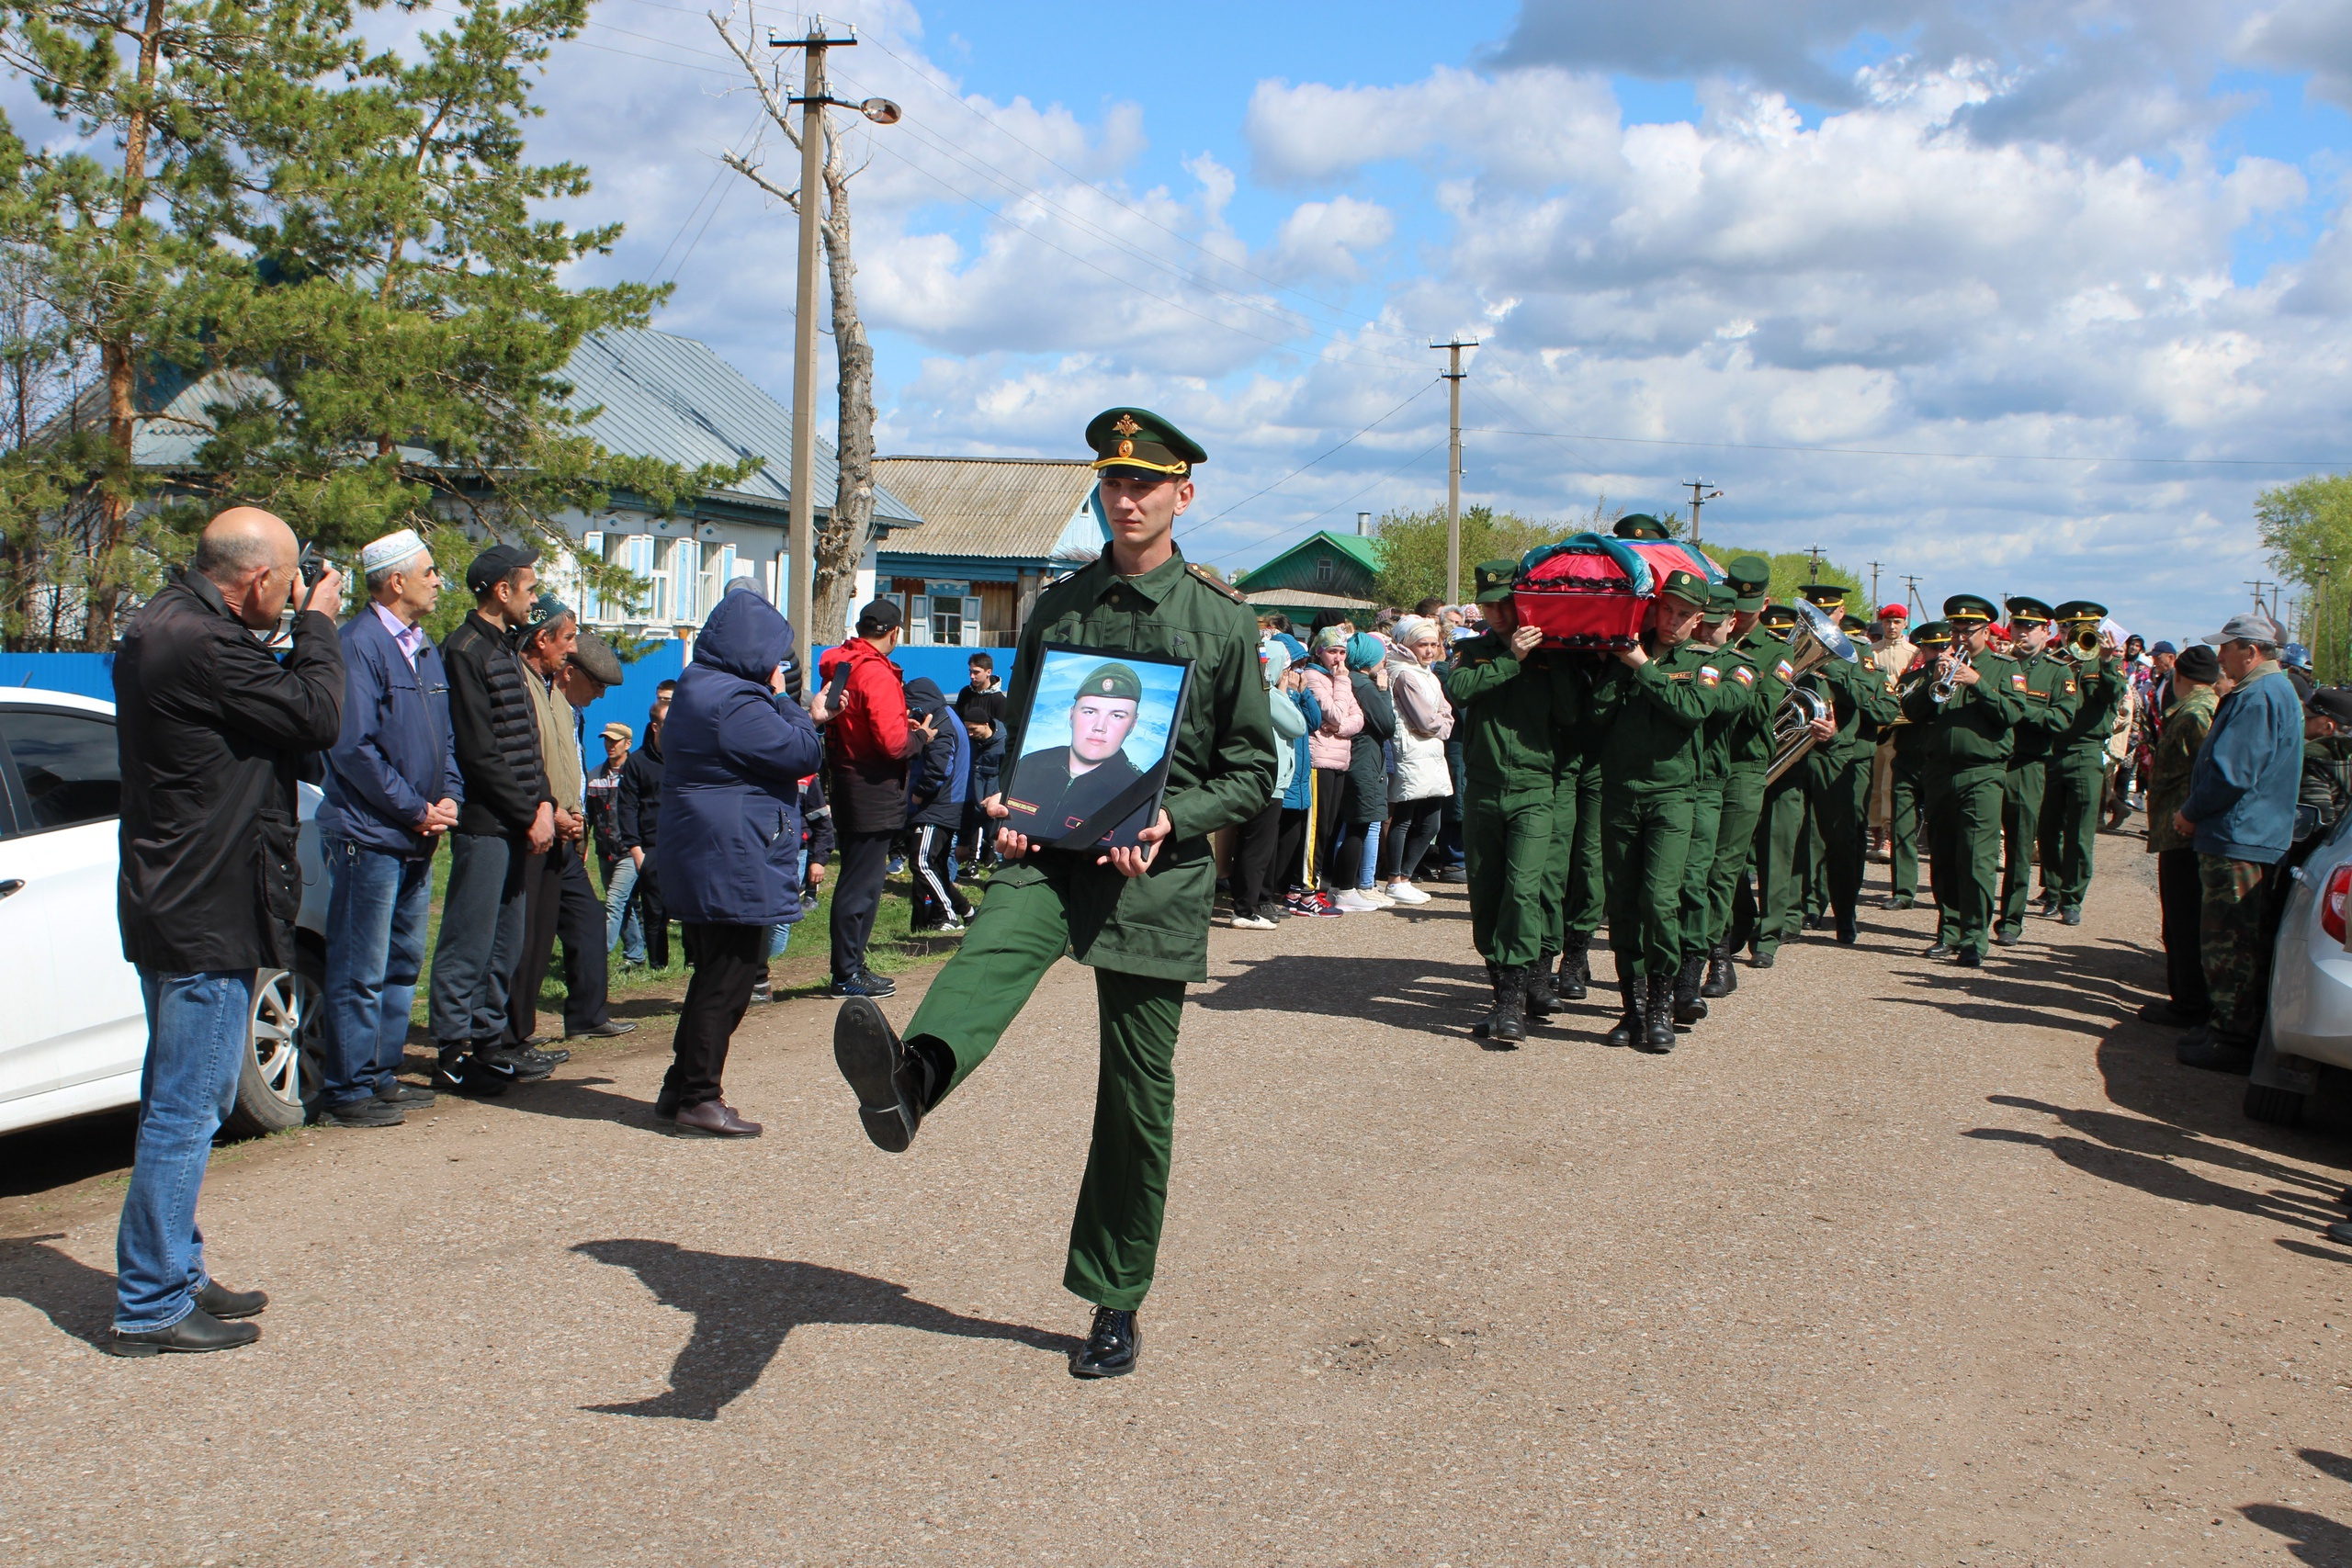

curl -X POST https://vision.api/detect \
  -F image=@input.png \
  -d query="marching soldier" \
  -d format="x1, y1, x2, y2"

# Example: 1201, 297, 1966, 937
2039, 600, 2124, 926
1992, 598, 2080, 944
1806, 607, 1902, 942
830, 407, 1274, 1381
1699, 555, 1780, 998
1903, 593, 2025, 966
1443, 561, 1555, 1043
1743, 601, 1807, 966
1885, 621, 1949, 911
1672, 581, 1759, 1023
1536, 643, 1604, 1011
1589, 569, 1723, 1052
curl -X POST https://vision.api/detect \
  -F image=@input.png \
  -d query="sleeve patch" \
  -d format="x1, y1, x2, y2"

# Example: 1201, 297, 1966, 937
2064, 679, 2077, 694
1773, 659, 1794, 682
1732, 666, 1755, 687
2011, 671, 2029, 690
1698, 665, 1721, 687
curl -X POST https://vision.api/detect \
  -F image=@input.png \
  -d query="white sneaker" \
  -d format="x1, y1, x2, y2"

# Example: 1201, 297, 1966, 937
1359, 886, 1396, 907
1385, 880, 1430, 904
1332, 888, 1384, 913
1230, 913, 1276, 930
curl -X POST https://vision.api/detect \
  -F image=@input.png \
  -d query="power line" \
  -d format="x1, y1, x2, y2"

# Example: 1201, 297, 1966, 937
1192, 436, 1451, 568
1188, 380, 1441, 531
1458, 423, 2349, 468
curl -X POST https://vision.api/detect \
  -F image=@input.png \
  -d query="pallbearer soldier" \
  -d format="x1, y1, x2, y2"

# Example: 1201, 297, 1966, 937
1993, 597, 2080, 944
1589, 569, 1723, 1052
1531, 630, 1600, 1020
1698, 556, 1781, 998
2040, 599, 2124, 925
831, 408, 1274, 1381
1445, 562, 1555, 1042
1670, 581, 1757, 1024
1903, 593, 2024, 967
1884, 621, 1949, 911
1741, 601, 1807, 966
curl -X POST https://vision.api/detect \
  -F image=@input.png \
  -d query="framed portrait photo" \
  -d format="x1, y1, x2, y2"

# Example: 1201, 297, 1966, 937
1000, 644, 1193, 852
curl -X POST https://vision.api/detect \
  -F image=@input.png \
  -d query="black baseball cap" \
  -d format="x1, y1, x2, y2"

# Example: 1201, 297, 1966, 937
466, 541, 540, 594
855, 597, 903, 633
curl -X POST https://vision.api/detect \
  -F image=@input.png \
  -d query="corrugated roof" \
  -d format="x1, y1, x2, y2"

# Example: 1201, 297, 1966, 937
1235, 529, 1384, 593
870, 456, 1100, 560
93, 326, 920, 526
1243, 588, 1381, 610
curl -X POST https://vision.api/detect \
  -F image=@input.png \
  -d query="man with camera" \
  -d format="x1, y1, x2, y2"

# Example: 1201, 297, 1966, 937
110, 507, 346, 1355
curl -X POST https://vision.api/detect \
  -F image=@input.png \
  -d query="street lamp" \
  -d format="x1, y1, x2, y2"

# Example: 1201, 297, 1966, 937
768, 18, 898, 683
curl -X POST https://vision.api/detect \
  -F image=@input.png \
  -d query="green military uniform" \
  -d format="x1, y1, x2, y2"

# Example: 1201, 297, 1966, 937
1670, 581, 1757, 1018
1740, 604, 1804, 962
1443, 561, 1555, 1037
1885, 623, 1951, 908
1537, 652, 1604, 999
1902, 595, 2026, 963
1992, 599, 2081, 941
2038, 602, 2123, 922
1698, 557, 1780, 995
1774, 594, 1897, 943
875, 409, 1274, 1329
1589, 570, 1722, 1050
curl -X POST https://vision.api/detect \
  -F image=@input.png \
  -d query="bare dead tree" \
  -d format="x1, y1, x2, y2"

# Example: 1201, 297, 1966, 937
711, 4, 881, 646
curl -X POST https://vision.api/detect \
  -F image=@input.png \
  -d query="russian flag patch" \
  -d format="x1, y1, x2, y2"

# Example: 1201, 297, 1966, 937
2010, 671, 2028, 690
1732, 666, 1755, 687
1774, 659, 1795, 682
1699, 665, 1721, 687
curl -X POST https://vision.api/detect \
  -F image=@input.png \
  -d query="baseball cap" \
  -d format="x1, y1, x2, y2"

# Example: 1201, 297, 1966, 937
464, 541, 540, 594
2201, 612, 2282, 648
855, 597, 904, 633
601, 721, 633, 742
2309, 687, 2352, 727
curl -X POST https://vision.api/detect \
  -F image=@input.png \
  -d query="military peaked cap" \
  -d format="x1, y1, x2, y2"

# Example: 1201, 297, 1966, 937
2005, 595, 2055, 626
1912, 620, 1953, 649
1613, 513, 1672, 540
1944, 592, 1997, 624
2052, 599, 2108, 624
1086, 407, 1205, 478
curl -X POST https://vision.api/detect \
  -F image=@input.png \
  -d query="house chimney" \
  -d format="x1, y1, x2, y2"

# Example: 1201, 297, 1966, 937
1356, 512, 1371, 536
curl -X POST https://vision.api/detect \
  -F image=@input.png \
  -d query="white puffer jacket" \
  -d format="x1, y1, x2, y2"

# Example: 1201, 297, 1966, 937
1386, 658, 1454, 802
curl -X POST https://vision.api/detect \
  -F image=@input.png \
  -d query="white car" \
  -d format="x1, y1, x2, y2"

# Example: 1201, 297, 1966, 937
2246, 813, 2352, 1123
0, 687, 329, 1139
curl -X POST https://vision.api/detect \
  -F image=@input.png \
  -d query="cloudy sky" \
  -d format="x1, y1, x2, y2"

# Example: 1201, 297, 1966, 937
40, 0, 2352, 634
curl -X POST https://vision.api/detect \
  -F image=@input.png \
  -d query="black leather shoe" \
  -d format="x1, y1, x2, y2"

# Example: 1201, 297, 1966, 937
379, 1081, 435, 1108
1070, 1307, 1139, 1379
1699, 942, 1735, 999
2177, 1030, 2255, 1074
1749, 949, 1775, 969
1835, 915, 1858, 946
313, 1096, 404, 1128
578, 1020, 638, 1039
1923, 943, 1954, 961
2328, 1220, 2352, 1247
1992, 927, 2019, 946
1884, 894, 1915, 910
519, 1044, 570, 1068
1523, 958, 1557, 1019
195, 1280, 267, 1320
2036, 896, 2061, 918
1953, 949, 1984, 968
1472, 962, 1498, 1038
834, 997, 926, 1153
108, 1306, 260, 1358
2060, 907, 2083, 926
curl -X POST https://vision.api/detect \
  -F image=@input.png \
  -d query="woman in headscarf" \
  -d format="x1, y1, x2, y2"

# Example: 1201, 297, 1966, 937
1378, 615, 1454, 903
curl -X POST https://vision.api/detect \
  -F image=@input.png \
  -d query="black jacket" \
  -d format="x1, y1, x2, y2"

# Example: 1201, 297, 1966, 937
441, 609, 548, 836
616, 738, 663, 853
113, 570, 345, 971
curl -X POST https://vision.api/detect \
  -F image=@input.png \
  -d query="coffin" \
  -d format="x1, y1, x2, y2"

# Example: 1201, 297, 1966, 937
1510, 535, 1720, 649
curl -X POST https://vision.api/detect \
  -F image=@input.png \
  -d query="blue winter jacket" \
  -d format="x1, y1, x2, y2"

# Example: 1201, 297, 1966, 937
1279, 686, 1322, 810
320, 608, 464, 857
905, 678, 972, 829
657, 582, 825, 924
2182, 662, 2302, 865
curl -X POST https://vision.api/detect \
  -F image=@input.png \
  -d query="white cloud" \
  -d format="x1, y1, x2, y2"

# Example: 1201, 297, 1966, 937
1269, 197, 1396, 280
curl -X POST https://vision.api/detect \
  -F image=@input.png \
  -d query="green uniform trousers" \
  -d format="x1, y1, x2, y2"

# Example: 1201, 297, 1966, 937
1602, 785, 1695, 979
2039, 750, 2106, 910
1749, 775, 1809, 957
905, 874, 1186, 1312
1996, 758, 2047, 935
1705, 768, 1768, 951
1929, 763, 2006, 955
1467, 788, 1554, 968
1676, 781, 1726, 965
1887, 749, 1926, 901
1801, 752, 1870, 925
1539, 759, 1605, 959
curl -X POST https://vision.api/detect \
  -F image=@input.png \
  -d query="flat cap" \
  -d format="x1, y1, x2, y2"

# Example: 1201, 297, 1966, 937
1076, 661, 1144, 702
2309, 686, 2352, 727
1087, 407, 1205, 478
569, 627, 624, 686
465, 541, 540, 594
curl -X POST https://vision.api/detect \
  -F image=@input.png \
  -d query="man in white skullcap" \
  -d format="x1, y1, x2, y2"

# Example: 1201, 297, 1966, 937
313, 527, 464, 1126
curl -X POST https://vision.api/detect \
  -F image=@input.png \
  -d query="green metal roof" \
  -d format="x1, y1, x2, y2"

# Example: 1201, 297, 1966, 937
1235, 530, 1383, 594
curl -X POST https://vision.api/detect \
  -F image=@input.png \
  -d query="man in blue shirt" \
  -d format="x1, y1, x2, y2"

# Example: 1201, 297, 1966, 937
2174, 612, 2303, 1074
317, 529, 463, 1126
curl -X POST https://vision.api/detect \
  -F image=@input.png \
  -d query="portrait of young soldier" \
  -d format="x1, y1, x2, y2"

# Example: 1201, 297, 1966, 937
1001, 662, 1152, 843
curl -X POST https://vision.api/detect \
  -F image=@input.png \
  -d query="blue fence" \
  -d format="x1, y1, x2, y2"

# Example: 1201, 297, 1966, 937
0, 652, 115, 702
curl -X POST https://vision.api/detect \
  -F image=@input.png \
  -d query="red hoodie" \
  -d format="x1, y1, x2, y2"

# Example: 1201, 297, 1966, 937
820, 637, 922, 832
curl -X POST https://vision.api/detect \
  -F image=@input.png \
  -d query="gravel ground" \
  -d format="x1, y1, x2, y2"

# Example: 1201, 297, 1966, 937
7, 828, 2352, 1567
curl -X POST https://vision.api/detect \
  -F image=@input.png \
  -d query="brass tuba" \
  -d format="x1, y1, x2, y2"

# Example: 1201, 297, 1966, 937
1763, 600, 1860, 785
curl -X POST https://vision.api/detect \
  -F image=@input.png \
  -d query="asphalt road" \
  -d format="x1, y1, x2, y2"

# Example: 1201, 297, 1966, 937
7, 829, 2352, 1566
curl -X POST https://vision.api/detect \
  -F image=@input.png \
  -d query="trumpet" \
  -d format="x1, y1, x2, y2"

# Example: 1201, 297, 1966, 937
1763, 600, 1860, 784
1931, 646, 1974, 703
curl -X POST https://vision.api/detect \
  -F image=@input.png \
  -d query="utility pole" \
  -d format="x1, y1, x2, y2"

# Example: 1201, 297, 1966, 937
1868, 560, 1883, 610
1900, 573, 1924, 619
1805, 543, 1825, 581
1683, 480, 1721, 550
1431, 336, 1476, 601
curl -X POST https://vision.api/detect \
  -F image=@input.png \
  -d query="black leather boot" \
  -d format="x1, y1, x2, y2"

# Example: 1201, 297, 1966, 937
1700, 940, 1735, 998
1604, 972, 1643, 1048
1472, 961, 1501, 1038
1556, 936, 1589, 1001
1491, 965, 1529, 1044
1639, 973, 1677, 1053
1524, 954, 1558, 1018
1672, 955, 1709, 1024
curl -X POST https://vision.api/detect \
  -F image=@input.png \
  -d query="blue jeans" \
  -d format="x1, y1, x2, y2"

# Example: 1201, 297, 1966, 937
115, 970, 254, 1332
604, 855, 647, 964
1358, 820, 1383, 889
322, 836, 434, 1107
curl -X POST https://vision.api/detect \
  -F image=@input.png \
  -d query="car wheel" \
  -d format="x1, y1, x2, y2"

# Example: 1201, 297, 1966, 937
2244, 1081, 2307, 1126
220, 952, 325, 1139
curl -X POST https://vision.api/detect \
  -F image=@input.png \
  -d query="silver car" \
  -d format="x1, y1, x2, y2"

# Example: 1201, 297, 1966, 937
2246, 813, 2352, 1122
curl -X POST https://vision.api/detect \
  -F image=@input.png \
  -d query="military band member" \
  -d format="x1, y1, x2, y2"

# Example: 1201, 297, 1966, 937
831, 407, 1274, 1381
2039, 600, 2124, 926
1884, 622, 1949, 910
1993, 598, 2080, 944
1904, 593, 2025, 966
1803, 604, 1901, 942
1442, 561, 1555, 1043
1671, 581, 1758, 1024
1741, 601, 1807, 966
1698, 556, 1779, 998
1589, 569, 1723, 1052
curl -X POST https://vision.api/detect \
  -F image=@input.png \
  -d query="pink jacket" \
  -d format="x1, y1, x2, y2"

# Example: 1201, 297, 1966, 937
1301, 661, 1363, 771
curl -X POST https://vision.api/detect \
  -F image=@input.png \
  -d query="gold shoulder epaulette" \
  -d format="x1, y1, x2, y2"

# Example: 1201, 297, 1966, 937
1185, 563, 1248, 603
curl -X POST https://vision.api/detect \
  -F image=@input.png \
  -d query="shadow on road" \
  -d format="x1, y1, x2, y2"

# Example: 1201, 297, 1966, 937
2242, 1448, 2352, 1565
0, 1234, 114, 1347
1196, 953, 1488, 1031
571, 1240, 1079, 1421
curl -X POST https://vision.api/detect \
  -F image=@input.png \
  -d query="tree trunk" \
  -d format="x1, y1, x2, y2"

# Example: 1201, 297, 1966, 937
813, 124, 875, 649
